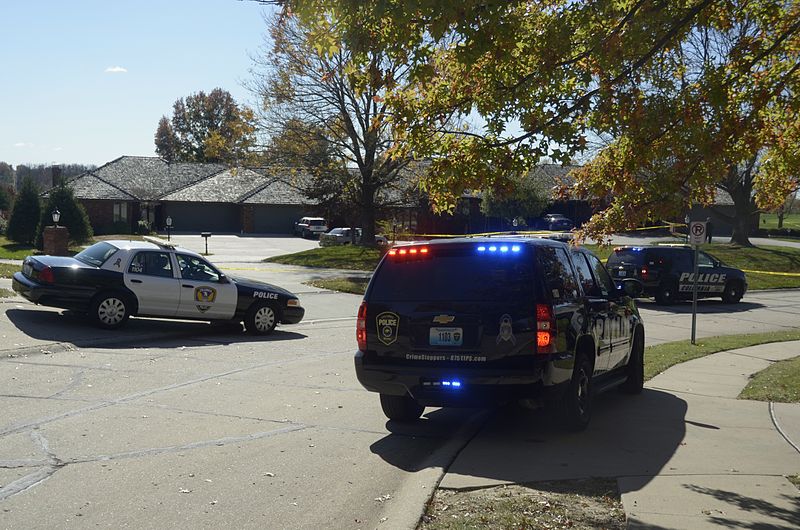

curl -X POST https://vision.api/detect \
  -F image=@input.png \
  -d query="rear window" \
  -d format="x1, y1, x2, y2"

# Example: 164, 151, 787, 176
309, 220, 326, 226
607, 249, 646, 266
369, 245, 536, 302
74, 242, 119, 267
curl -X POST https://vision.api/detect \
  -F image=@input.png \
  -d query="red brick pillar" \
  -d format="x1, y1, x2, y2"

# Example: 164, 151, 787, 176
241, 205, 254, 234
43, 226, 70, 256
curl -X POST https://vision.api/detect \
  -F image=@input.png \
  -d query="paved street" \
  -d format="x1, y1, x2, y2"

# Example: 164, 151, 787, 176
1, 235, 798, 529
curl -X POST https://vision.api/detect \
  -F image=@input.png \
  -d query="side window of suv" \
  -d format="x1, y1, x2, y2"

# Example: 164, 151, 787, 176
538, 247, 579, 302
571, 251, 599, 296
586, 254, 614, 296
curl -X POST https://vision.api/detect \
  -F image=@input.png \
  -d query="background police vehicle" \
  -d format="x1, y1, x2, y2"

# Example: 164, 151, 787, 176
606, 244, 747, 305
355, 237, 645, 430
13, 237, 304, 333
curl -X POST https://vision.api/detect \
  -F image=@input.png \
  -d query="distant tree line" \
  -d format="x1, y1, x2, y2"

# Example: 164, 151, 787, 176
0, 162, 95, 191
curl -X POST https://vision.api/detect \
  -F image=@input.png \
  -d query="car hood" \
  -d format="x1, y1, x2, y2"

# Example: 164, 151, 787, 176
229, 275, 295, 297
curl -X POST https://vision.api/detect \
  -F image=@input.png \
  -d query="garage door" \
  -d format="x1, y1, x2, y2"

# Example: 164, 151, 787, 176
253, 205, 306, 234
163, 203, 240, 232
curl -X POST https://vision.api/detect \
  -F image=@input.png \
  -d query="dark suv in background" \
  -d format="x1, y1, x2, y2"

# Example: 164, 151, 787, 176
355, 237, 645, 430
606, 245, 747, 305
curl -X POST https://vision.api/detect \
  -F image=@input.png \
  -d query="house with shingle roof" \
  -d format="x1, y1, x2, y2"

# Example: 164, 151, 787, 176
53, 156, 313, 234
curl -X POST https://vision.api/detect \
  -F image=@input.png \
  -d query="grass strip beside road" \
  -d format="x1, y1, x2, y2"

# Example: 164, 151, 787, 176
0, 263, 19, 278
739, 355, 800, 403
306, 277, 370, 295
264, 245, 383, 271
644, 330, 800, 381
419, 479, 625, 530
0, 237, 36, 260
0, 288, 15, 298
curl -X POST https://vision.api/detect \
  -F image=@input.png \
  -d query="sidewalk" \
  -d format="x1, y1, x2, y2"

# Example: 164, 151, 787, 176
439, 341, 800, 529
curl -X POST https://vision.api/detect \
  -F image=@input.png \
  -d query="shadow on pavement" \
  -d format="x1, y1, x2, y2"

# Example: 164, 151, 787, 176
687, 485, 800, 530
636, 299, 764, 314
370, 389, 687, 491
4, 308, 306, 350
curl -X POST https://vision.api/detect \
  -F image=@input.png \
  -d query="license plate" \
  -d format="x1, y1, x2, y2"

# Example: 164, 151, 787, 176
22, 263, 32, 277
617, 270, 627, 277
430, 327, 463, 346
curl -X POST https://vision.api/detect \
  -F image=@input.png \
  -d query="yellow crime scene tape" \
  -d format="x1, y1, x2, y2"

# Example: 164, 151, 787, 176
741, 269, 800, 277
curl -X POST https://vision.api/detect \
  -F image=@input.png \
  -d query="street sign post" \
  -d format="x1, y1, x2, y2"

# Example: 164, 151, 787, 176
688, 221, 707, 345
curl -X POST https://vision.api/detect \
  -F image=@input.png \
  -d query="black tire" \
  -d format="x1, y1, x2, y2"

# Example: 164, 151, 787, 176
244, 302, 279, 334
620, 327, 645, 394
90, 292, 131, 330
655, 281, 678, 305
379, 393, 424, 422
559, 355, 594, 431
721, 281, 744, 304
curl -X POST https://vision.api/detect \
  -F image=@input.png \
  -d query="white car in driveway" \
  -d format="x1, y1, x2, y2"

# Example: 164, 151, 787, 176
294, 217, 328, 239
319, 228, 389, 247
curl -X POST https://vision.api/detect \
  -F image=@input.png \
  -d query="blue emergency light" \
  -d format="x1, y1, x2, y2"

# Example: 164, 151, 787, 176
477, 245, 521, 254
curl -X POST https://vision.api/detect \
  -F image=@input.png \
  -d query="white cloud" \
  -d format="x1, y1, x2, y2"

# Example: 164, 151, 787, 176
104, 66, 128, 73
14, 142, 33, 148
53, 147, 63, 152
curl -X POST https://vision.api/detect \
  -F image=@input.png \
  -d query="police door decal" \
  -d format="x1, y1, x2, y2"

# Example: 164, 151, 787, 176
678, 272, 727, 293
195, 286, 217, 313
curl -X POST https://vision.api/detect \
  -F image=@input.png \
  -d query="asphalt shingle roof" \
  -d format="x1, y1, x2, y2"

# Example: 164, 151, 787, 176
50, 173, 136, 200
160, 168, 271, 203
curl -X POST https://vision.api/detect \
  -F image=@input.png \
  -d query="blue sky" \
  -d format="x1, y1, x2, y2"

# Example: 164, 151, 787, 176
0, 0, 275, 167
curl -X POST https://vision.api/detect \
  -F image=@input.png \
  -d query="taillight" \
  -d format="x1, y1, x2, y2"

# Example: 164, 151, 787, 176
39, 266, 55, 284
388, 246, 429, 260
640, 268, 649, 281
535, 303, 556, 354
356, 301, 368, 350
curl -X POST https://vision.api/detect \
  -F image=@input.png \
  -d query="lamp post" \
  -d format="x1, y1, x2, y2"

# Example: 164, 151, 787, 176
166, 216, 172, 241
52, 209, 61, 227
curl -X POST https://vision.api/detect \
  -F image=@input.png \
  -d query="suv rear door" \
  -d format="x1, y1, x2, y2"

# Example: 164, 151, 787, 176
365, 243, 541, 368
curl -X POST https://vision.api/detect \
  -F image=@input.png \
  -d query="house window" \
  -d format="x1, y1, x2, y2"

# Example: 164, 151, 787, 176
113, 202, 128, 222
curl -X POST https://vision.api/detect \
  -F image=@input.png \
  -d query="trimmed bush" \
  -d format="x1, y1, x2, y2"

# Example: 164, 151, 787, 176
35, 185, 93, 248
6, 177, 41, 244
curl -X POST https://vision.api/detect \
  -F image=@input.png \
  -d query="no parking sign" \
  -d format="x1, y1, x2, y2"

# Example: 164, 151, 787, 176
689, 221, 707, 246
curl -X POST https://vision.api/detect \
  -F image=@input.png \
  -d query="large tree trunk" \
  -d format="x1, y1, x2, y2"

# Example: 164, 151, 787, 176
359, 183, 377, 247
714, 159, 758, 247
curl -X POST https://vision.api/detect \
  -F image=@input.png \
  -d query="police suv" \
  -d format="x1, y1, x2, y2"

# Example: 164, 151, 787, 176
606, 245, 747, 305
355, 237, 646, 430
12, 237, 304, 333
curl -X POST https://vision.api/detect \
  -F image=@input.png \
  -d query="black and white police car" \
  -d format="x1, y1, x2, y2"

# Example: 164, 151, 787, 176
606, 244, 747, 305
12, 237, 304, 333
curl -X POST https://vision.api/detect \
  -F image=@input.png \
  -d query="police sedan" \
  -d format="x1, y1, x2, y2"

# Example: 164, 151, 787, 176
12, 237, 304, 333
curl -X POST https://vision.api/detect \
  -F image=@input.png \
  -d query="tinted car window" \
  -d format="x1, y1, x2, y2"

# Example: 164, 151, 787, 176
571, 251, 598, 295
74, 242, 119, 267
129, 251, 173, 278
607, 249, 645, 266
538, 247, 579, 302
370, 245, 535, 302
698, 251, 715, 268
586, 254, 614, 296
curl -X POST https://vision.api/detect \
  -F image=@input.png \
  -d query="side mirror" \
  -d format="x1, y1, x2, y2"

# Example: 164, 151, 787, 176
218, 273, 229, 284
621, 278, 643, 298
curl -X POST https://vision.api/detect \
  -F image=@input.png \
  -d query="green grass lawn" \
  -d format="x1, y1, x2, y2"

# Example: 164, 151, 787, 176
306, 276, 371, 294
264, 245, 384, 271
0, 287, 15, 298
0, 263, 19, 278
759, 212, 800, 231
0, 236, 36, 259
739, 355, 800, 403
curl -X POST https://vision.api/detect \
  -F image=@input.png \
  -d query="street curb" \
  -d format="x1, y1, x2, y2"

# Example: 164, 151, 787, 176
770, 401, 800, 455
376, 408, 492, 529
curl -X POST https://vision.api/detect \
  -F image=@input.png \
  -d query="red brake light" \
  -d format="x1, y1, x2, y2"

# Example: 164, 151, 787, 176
535, 303, 556, 353
356, 301, 368, 350
387, 246, 431, 260
640, 267, 649, 281
39, 266, 55, 284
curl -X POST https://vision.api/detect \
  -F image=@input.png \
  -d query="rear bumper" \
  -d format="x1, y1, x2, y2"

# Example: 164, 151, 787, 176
354, 350, 567, 407
281, 306, 305, 324
12, 272, 93, 311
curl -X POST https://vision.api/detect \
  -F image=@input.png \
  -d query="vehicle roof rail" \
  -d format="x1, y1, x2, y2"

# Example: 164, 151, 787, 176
142, 235, 176, 249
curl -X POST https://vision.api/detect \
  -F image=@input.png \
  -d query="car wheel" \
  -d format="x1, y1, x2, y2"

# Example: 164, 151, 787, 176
91, 292, 131, 330
620, 327, 645, 394
721, 281, 744, 304
655, 281, 677, 305
245, 302, 278, 334
559, 355, 593, 431
379, 393, 424, 422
